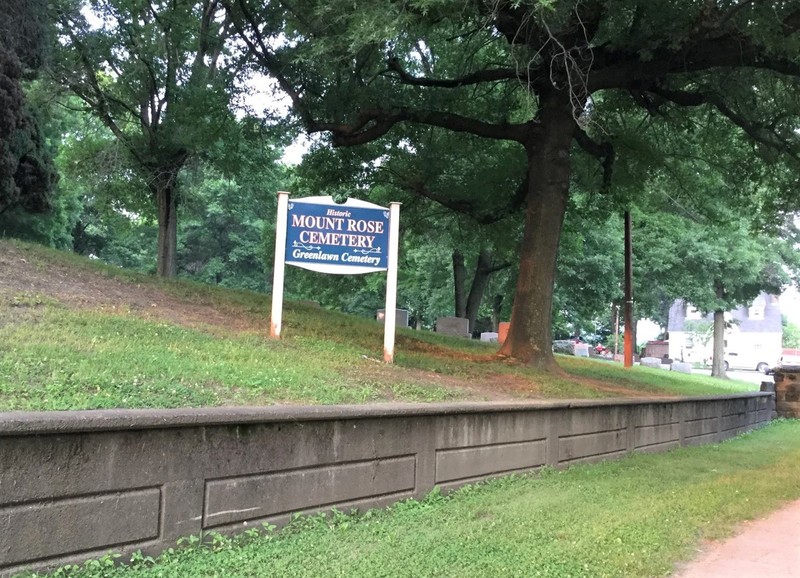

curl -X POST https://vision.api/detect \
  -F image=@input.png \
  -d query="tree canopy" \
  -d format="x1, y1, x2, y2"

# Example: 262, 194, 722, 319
53, 0, 247, 276
0, 0, 58, 215
226, 0, 800, 368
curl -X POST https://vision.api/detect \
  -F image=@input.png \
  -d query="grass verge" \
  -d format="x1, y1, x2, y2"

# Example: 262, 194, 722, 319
32, 420, 800, 578
0, 239, 760, 410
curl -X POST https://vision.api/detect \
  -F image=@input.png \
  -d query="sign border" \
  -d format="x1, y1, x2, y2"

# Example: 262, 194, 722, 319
285, 196, 390, 275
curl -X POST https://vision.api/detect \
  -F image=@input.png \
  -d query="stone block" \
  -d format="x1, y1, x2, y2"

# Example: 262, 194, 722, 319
0, 488, 160, 566
671, 361, 692, 374
574, 343, 590, 357
435, 439, 546, 484
480, 332, 498, 342
558, 429, 627, 464
203, 456, 416, 528
552, 340, 575, 355
435, 316, 470, 338
640, 357, 661, 368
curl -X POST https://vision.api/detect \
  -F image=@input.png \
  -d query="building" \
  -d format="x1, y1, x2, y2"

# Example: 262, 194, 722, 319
667, 293, 782, 370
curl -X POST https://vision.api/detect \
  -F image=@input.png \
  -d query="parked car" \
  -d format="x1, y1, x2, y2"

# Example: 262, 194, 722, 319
775, 348, 800, 371
704, 351, 772, 373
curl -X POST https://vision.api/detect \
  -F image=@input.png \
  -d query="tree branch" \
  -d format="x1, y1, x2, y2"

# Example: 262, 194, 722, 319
590, 5, 800, 92
574, 128, 614, 190
385, 56, 519, 88
394, 172, 526, 225
645, 85, 800, 161
311, 108, 529, 146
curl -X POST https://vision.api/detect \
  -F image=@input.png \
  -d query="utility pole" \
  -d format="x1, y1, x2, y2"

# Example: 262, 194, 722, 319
624, 210, 634, 367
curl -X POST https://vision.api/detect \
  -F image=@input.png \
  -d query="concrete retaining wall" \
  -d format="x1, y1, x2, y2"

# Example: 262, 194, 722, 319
0, 393, 774, 576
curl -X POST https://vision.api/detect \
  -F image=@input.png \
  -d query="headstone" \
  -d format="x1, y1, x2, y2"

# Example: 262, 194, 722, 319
552, 340, 575, 355
573, 343, 590, 357
671, 361, 692, 374
435, 316, 470, 338
640, 357, 662, 368
480, 332, 498, 343
377, 309, 409, 328
498, 322, 510, 344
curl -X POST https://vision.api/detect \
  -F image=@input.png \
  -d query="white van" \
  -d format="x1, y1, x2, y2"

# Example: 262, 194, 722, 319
704, 351, 772, 373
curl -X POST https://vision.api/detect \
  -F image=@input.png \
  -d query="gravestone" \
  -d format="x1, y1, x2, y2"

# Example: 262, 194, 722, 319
480, 332, 498, 343
640, 357, 661, 368
498, 322, 510, 344
671, 361, 692, 374
573, 343, 590, 357
552, 340, 575, 355
377, 309, 409, 328
436, 317, 470, 338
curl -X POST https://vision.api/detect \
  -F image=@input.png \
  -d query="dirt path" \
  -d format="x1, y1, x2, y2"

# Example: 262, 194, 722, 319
672, 499, 800, 577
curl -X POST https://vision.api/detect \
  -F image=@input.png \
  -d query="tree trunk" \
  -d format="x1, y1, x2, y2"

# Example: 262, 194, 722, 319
452, 249, 466, 318
465, 249, 493, 333
153, 169, 180, 278
498, 93, 575, 370
711, 309, 727, 377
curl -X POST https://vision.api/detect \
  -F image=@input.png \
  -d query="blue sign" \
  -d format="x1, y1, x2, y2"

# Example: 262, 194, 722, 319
285, 198, 390, 274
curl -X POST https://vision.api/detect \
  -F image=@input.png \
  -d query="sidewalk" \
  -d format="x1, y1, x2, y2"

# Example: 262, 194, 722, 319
673, 499, 800, 577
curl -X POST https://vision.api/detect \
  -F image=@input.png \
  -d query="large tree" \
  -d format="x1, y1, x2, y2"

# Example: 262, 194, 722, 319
53, 0, 244, 276
0, 0, 58, 215
228, 0, 800, 368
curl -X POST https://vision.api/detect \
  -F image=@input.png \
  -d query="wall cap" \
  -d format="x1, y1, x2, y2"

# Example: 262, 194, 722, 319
0, 393, 773, 436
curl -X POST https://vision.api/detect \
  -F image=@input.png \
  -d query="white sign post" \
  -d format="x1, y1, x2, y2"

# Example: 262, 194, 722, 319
383, 202, 401, 363
270, 191, 290, 338
270, 193, 401, 363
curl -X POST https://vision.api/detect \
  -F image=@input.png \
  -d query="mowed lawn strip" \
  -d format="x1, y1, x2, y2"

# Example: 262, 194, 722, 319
33, 420, 800, 578
0, 302, 756, 411
0, 239, 759, 411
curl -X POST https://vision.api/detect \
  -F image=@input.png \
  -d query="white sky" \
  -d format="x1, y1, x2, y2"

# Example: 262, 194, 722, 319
780, 286, 800, 325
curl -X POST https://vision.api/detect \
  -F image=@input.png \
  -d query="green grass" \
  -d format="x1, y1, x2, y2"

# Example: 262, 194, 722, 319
34, 420, 800, 578
0, 306, 462, 410
558, 355, 757, 396
0, 239, 761, 411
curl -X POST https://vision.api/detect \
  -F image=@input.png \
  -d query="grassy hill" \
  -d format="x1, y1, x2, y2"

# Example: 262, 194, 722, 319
0, 239, 757, 411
